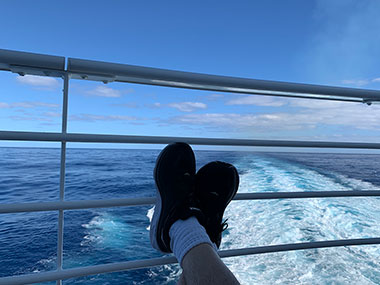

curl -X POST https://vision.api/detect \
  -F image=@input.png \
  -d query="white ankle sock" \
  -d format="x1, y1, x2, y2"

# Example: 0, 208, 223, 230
169, 216, 217, 265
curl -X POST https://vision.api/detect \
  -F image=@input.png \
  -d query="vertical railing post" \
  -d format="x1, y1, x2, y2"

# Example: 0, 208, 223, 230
57, 72, 69, 285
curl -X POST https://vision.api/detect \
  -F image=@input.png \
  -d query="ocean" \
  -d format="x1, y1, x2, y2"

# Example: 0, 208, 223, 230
0, 147, 380, 284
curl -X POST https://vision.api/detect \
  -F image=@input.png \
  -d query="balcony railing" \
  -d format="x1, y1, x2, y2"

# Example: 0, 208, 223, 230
1, 48, 380, 285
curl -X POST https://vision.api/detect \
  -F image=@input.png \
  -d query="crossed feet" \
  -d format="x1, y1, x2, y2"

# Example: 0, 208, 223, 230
150, 142, 239, 255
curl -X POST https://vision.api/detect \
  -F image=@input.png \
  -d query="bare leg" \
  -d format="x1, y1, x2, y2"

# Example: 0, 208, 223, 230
178, 243, 240, 285
177, 272, 186, 285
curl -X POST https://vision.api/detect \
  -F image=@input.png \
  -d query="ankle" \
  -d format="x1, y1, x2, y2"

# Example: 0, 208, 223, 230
169, 216, 214, 265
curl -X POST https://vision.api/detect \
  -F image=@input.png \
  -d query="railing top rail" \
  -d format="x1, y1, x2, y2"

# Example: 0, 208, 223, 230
67, 57, 377, 103
0, 49, 65, 73
1, 48, 380, 103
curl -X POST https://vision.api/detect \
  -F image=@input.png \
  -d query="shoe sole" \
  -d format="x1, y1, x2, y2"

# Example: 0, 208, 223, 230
150, 143, 195, 252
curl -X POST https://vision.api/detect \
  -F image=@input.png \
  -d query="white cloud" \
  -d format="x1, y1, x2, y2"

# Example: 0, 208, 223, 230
226, 96, 285, 107
339, 77, 380, 86
341, 79, 370, 87
206, 94, 224, 101
297, 103, 380, 130
173, 113, 307, 131
168, 102, 207, 112
44, 112, 61, 118
147, 101, 207, 112
9, 111, 138, 123
86, 86, 121, 98
0, 101, 59, 109
289, 99, 348, 109
69, 114, 136, 122
11, 102, 59, 108
17, 75, 60, 89
171, 102, 380, 132
10, 115, 53, 122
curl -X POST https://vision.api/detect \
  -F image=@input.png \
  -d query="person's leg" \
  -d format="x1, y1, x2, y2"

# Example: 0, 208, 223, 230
169, 216, 240, 284
177, 273, 186, 285
180, 243, 239, 285
174, 161, 241, 284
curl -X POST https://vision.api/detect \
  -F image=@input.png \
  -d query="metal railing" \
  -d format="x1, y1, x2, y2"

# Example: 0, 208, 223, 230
1, 48, 380, 285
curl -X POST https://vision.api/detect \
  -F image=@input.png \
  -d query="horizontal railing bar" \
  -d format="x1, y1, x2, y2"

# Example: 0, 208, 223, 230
67, 57, 380, 102
235, 190, 380, 200
1, 191, 380, 214
2, 130, 380, 149
68, 73, 365, 104
218, 237, 380, 257
0, 197, 154, 213
1, 237, 379, 285
0, 256, 176, 285
1, 49, 380, 102
0, 49, 65, 72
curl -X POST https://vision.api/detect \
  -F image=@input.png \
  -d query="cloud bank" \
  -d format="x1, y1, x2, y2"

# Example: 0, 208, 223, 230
17, 75, 60, 89
168, 102, 207, 112
0, 101, 59, 109
172, 99, 380, 133
148, 101, 207, 112
86, 86, 122, 98
226, 96, 285, 107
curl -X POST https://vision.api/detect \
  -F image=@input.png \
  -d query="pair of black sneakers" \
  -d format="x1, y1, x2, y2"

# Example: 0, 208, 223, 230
150, 142, 239, 253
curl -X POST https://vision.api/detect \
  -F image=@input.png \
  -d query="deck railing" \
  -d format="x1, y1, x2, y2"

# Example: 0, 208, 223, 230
1, 49, 380, 285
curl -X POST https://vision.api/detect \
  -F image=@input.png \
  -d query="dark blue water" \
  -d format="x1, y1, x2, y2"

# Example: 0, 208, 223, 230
1, 148, 380, 284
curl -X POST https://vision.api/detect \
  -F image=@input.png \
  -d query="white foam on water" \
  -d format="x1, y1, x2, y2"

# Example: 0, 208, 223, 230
220, 156, 380, 284
142, 155, 380, 283
146, 206, 155, 231
146, 264, 182, 284
81, 213, 132, 249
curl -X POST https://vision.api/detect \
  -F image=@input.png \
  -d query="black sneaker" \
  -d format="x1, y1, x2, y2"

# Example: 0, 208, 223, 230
150, 142, 204, 253
195, 161, 239, 248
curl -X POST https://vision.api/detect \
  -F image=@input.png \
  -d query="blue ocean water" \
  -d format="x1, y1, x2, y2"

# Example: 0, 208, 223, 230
1, 147, 380, 284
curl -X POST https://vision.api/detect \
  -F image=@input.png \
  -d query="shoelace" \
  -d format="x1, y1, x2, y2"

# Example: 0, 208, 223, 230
221, 218, 229, 232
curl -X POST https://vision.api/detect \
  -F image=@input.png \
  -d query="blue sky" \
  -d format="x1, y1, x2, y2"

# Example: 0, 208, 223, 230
1, 0, 380, 151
